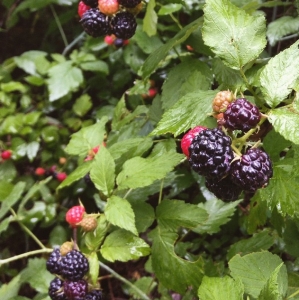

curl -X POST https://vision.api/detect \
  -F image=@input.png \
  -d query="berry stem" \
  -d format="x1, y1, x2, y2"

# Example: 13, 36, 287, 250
73, 227, 79, 250
158, 178, 164, 204
99, 261, 151, 300
62, 31, 86, 56
10, 208, 46, 249
50, 4, 68, 47
0, 248, 53, 266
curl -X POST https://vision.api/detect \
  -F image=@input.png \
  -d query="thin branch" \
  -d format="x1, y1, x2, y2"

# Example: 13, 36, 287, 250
99, 262, 151, 300
50, 4, 68, 47
62, 31, 86, 56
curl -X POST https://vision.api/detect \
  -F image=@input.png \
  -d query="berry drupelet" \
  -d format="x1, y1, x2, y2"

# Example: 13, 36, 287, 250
188, 128, 234, 179
64, 280, 88, 300
60, 250, 89, 281
49, 277, 67, 300
230, 148, 273, 192
224, 98, 261, 132
46, 248, 62, 275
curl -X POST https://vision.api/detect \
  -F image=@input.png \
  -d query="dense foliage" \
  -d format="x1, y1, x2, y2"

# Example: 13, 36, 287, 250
1, 0, 299, 299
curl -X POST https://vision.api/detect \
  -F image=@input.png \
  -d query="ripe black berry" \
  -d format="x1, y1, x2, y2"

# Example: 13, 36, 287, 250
230, 148, 273, 192
188, 128, 234, 179
117, 0, 141, 8
111, 12, 137, 39
49, 278, 67, 300
64, 280, 88, 300
84, 289, 103, 300
84, 173, 94, 187
46, 248, 62, 275
224, 98, 261, 132
82, 0, 98, 8
114, 38, 124, 48
60, 250, 89, 281
80, 8, 111, 37
205, 176, 243, 201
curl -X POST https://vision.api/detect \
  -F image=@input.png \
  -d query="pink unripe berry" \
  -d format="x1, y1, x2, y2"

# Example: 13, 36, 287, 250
104, 35, 115, 45
1, 150, 12, 160
66, 205, 85, 227
35, 167, 46, 176
181, 126, 207, 157
56, 172, 67, 182
78, 1, 91, 18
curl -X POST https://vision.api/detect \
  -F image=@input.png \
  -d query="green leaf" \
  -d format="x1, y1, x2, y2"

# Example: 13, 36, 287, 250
88, 252, 99, 286
80, 61, 109, 74
21, 258, 54, 293
116, 152, 184, 190
150, 90, 216, 137
100, 229, 150, 262
198, 276, 244, 300
105, 196, 137, 235
227, 230, 275, 261
0, 160, 17, 182
229, 251, 288, 298
140, 17, 203, 79
267, 16, 299, 46
158, 4, 182, 15
73, 94, 92, 117
161, 58, 212, 110
257, 264, 284, 300
258, 162, 299, 216
129, 277, 157, 299
202, 0, 266, 69
57, 161, 92, 190
193, 199, 241, 234
0, 181, 14, 199
130, 201, 155, 233
156, 199, 208, 231
260, 41, 299, 108
47, 61, 83, 101
283, 218, 299, 257
90, 147, 115, 197
143, 0, 157, 36
0, 274, 22, 299
0, 182, 26, 220
65, 118, 108, 156
150, 228, 204, 294
268, 108, 299, 144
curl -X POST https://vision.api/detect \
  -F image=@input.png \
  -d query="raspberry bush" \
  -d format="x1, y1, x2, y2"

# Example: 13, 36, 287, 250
1, 0, 299, 299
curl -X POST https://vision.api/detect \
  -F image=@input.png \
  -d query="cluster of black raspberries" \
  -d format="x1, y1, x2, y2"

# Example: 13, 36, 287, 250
80, 0, 141, 39
186, 94, 273, 201
47, 248, 102, 300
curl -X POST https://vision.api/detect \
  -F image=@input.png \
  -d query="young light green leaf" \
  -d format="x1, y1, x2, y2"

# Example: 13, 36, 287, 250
257, 264, 284, 300
100, 229, 150, 262
150, 227, 204, 294
193, 198, 241, 234
267, 16, 299, 46
85, 215, 109, 251
90, 147, 115, 197
158, 4, 182, 15
0, 182, 26, 220
150, 90, 217, 137
73, 94, 92, 117
88, 252, 99, 286
47, 61, 83, 101
268, 108, 299, 144
105, 196, 137, 235
161, 58, 212, 110
57, 161, 92, 190
258, 162, 299, 216
143, 0, 157, 36
198, 276, 244, 300
116, 152, 184, 190
202, 0, 266, 69
65, 118, 108, 156
229, 251, 288, 298
260, 41, 299, 108
156, 199, 208, 231
0, 274, 22, 299
140, 17, 203, 79
227, 230, 275, 260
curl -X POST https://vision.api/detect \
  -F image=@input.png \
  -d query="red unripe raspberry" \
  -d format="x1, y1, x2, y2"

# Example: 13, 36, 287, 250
123, 39, 129, 46
78, 1, 91, 18
92, 142, 106, 154
186, 45, 194, 51
104, 35, 116, 45
181, 126, 207, 157
66, 206, 85, 227
1, 150, 12, 160
212, 90, 234, 113
56, 172, 67, 182
35, 167, 46, 176
148, 88, 157, 98
98, 0, 119, 16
